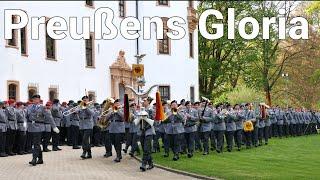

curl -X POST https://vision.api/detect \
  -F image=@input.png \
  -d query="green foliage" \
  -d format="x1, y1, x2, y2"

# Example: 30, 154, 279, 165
306, 2, 320, 30
309, 69, 320, 84
152, 135, 320, 180
213, 85, 264, 105
198, 1, 255, 98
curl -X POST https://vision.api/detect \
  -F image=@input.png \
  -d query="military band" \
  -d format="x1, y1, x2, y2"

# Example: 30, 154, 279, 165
0, 94, 319, 172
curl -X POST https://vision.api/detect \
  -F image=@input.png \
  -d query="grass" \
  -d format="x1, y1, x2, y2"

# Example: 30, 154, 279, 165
151, 135, 320, 180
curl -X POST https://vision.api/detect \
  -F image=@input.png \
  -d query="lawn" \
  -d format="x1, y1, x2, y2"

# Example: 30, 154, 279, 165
151, 135, 320, 180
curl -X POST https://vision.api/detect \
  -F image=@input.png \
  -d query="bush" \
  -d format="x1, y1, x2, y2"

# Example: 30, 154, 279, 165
213, 85, 264, 105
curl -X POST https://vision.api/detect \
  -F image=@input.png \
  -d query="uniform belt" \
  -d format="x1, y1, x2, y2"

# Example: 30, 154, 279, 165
27, 121, 44, 124
0, 121, 6, 124
112, 120, 123, 122
8, 119, 16, 121
44, 123, 51, 125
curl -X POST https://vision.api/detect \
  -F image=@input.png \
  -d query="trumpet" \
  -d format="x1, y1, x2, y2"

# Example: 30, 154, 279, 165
63, 101, 94, 116
172, 108, 178, 115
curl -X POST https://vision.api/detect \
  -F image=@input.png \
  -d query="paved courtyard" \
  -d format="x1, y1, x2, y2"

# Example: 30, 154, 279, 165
0, 146, 196, 180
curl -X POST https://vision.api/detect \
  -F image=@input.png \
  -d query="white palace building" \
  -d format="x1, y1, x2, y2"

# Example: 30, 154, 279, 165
0, 1, 199, 103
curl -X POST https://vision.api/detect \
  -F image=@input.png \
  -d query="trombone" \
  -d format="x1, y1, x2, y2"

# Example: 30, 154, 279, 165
63, 101, 94, 116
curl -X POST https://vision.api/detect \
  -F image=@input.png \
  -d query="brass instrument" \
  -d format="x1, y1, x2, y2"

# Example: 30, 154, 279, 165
172, 108, 178, 115
97, 98, 115, 129
62, 101, 94, 116
243, 120, 254, 132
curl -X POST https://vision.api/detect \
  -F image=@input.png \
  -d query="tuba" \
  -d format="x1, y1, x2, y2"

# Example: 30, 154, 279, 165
243, 120, 254, 132
97, 98, 114, 130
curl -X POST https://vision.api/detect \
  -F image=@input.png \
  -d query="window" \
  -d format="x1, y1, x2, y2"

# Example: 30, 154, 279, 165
189, 32, 194, 58
158, 0, 169, 6
190, 86, 195, 103
7, 16, 18, 47
28, 88, 37, 101
85, 0, 93, 7
28, 89, 37, 100
46, 19, 56, 60
85, 33, 95, 67
49, 88, 58, 101
159, 86, 170, 101
158, 18, 170, 55
88, 91, 96, 102
8, 84, 17, 100
119, 0, 126, 18
188, 0, 194, 8
21, 26, 27, 55
7, 81, 20, 101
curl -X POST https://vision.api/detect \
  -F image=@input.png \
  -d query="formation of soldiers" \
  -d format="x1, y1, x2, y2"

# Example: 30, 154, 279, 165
0, 95, 319, 171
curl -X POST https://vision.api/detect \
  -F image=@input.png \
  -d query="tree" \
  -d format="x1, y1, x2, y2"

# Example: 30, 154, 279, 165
242, 1, 303, 106
198, 1, 254, 99
272, 3, 320, 109
306, 1, 320, 31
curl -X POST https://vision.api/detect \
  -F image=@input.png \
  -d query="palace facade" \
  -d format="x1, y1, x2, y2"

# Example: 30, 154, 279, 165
0, 0, 199, 103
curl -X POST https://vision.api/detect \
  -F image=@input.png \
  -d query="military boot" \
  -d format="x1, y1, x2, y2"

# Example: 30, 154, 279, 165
29, 158, 37, 166
80, 151, 87, 159
140, 161, 147, 172
86, 150, 92, 159
147, 160, 154, 170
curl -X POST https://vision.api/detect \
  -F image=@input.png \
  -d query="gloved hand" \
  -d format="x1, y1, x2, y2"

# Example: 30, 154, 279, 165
23, 122, 27, 129
53, 127, 60, 134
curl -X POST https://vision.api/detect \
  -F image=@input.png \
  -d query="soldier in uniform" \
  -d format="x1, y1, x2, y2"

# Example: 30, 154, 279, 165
59, 102, 68, 145
125, 103, 140, 157
100, 100, 113, 158
234, 104, 245, 151
198, 100, 213, 155
213, 105, 226, 153
283, 108, 290, 137
264, 107, 271, 145
15, 102, 27, 155
243, 103, 255, 148
298, 108, 305, 136
66, 100, 74, 146
276, 107, 285, 138
251, 104, 260, 147
93, 103, 102, 147
269, 107, 277, 137
27, 95, 59, 166
287, 107, 296, 137
78, 96, 94, 159
42, 102, 53, 152
163, 100, 185, 161
193, 102, 202, 152
310, 110, 318, 134
51, 99, 63, 151
70, 102, 81, 149
184, 101, 198, 158
162, 100, 171, 157
5, 99, 18, 156
135, 107, 155, 171
25, 101, 33, 154
225, 105, 236, 152
0, 101, 8, 157
105, 99, 125, 162
257, 104, 266, 146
